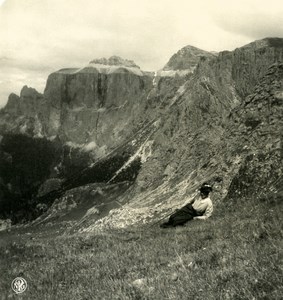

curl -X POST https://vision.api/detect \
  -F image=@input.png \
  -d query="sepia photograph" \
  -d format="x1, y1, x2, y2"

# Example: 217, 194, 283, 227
0, 0, 282, 299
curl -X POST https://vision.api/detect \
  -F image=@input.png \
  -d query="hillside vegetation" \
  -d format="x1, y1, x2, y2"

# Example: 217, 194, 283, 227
1, 186, 282, 299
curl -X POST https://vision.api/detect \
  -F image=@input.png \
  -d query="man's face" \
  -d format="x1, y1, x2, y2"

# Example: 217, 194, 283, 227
200, 192, 207, 199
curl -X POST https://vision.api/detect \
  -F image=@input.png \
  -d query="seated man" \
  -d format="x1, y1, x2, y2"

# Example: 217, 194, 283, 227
160, 183, 213, 228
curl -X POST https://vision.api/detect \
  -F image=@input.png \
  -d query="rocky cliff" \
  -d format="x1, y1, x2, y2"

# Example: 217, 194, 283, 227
1, 57, 154, 152
0, 38, 282, 228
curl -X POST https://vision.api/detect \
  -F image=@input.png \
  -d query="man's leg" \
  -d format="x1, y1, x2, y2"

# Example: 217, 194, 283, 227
168, 204, 197, 227
160, 204, 197, 228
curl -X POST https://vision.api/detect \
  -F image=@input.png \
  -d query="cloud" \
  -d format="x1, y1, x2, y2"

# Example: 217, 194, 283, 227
0, 65, 47, 105
210, 0, 283, 40
213, 12, 283, 40
0, 0, 282, 107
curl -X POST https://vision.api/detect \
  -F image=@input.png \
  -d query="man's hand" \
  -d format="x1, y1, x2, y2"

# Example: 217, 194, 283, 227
194, 216, 207, 220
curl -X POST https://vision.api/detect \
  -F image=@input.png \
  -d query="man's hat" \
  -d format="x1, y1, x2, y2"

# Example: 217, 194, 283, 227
199, 182, 213, 194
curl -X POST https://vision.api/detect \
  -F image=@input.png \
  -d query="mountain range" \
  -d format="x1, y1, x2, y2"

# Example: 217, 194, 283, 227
0, 37, 282, 230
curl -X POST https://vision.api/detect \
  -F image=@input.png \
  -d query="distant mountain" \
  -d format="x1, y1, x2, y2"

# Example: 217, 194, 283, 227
163, 45, 217, 72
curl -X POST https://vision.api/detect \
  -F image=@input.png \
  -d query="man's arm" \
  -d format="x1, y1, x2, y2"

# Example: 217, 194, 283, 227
188, 193, 198, 204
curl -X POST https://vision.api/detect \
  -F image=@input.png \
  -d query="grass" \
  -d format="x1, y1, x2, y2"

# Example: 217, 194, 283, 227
0, 194, 282, 300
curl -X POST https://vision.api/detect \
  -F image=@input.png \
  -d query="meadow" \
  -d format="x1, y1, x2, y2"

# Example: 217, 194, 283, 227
0, 193, 282, 300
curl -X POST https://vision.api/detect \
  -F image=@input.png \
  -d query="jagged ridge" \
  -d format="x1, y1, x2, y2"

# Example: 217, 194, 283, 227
89, 56, 140, 68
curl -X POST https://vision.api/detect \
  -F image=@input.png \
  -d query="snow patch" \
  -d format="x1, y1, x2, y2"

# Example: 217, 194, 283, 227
157, 69, 193, 77
168, 83, 187, 107
47, 135, 57, 141
152, 71, 158, 86
107, 138, 154, 183
20, 123, 27, 134
56, 64, 145, 76
66, 141, 82, 148
83, 141, 97, 151
87, 64, 144, 76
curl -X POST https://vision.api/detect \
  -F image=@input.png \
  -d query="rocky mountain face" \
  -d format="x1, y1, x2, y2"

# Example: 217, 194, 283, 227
157, 45, 216, 78
1, 58, 153, 150
163, 45, 217, 72
0, 38, 282, 228
224, 62, 283, 198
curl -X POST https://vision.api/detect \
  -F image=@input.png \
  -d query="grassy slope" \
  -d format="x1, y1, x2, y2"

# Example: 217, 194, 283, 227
0, 195, 282, 300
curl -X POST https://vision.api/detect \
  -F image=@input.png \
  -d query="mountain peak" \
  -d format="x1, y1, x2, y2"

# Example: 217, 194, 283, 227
163, 45, 216, 71
89, 56, 140, 69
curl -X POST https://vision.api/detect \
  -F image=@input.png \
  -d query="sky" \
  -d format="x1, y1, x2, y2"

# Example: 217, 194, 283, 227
0, 0, 283, 107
